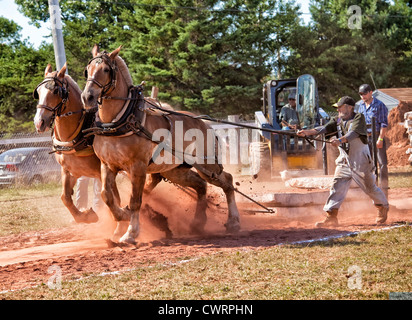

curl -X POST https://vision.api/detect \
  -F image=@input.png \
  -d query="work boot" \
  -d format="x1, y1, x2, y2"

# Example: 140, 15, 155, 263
375, 205, 389, 224
315, 209, 339, 228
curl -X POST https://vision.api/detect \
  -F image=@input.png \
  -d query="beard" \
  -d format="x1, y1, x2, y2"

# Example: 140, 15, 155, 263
339, 110, 353, 120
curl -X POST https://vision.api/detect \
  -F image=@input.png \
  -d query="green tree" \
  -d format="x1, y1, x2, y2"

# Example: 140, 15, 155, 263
0, 17, 53, 133
15, 0, 302, 118
286, 0, 412, 109
15, 0, 135, 85
122, 0, 302, 117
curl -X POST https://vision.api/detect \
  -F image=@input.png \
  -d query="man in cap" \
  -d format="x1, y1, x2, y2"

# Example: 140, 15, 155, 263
297, 96, 389, 227
357, 84, 389, 198
279, 91, 299, 130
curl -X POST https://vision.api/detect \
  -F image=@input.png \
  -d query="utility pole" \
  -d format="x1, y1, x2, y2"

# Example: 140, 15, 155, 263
48, 0, 67, 72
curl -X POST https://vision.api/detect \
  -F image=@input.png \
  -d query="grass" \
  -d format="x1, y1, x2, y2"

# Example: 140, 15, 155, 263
388, 165, 412, 189
1, 225, 410, 300
0, 182, 71, 236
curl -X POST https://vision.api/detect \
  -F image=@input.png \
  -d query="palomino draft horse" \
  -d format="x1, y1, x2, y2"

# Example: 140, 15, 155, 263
33, 64, 172, 238
33, 63, 110, 223
81, 45, 241, 244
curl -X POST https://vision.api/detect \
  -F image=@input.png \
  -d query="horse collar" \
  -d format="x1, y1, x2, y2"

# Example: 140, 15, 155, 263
83, 86, 147, 138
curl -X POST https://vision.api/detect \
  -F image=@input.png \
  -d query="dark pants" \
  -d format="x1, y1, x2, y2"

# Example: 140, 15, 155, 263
368, 137, 388, 198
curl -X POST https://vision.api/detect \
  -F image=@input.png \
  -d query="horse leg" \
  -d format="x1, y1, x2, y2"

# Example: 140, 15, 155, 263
100, 163, 131, 222
60, 170, 98, 223
161, 167, 208, 234
119, 165, 147, 244
144, 173, 163, 195
111, 177, 121, 207
198, 167, 240, 233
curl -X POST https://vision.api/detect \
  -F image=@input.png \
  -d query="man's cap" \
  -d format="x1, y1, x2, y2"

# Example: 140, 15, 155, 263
333, 96, 356, 108
359, 84, 372, 94
288, 92, 296, 100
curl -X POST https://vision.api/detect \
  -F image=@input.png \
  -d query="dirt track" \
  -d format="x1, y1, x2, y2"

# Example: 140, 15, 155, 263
0, 180, 411, 293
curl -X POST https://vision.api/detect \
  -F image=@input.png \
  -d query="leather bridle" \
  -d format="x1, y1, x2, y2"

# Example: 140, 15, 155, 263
84, 52, 117, 104
33, 76, 78, 117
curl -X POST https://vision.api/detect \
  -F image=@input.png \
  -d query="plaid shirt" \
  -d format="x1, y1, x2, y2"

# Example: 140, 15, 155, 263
357, 98, 388, 133
279, 104, 299, 125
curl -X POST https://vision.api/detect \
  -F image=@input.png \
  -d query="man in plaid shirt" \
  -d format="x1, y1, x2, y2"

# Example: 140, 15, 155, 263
357, 84, 389, 199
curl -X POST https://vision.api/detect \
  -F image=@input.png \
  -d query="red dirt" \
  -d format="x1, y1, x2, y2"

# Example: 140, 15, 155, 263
0, 180, 411, 294
386, 101, 412, 166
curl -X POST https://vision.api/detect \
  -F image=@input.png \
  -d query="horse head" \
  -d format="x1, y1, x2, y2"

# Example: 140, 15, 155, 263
81, 44, 123, 111
33, 63, 69, 132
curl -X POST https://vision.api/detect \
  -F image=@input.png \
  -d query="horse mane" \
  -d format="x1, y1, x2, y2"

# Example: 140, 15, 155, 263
64, 74, 82, 96
49, 71, 83, 97
115, 55, 133, 87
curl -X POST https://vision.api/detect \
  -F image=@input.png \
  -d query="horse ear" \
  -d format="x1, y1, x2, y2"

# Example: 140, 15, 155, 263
108, 45, 123, 60
57, 62, 67, 78
92, 44, 100, 57
44, 64, 53, 76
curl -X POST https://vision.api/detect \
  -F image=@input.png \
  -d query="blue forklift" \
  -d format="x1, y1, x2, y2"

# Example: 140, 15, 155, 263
252, 74, 330, 177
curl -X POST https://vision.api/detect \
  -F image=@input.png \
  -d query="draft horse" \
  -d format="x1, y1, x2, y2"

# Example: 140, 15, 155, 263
81, 45, 241, 244
33, 63, 113, 223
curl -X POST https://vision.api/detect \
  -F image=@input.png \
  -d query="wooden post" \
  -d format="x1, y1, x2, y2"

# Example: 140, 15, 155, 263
151, 86, 159, 99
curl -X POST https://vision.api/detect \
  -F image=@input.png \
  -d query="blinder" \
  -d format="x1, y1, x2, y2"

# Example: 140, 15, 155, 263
33, 77, 69, 101
33, 76, 70, 117
33, 88, 39, 100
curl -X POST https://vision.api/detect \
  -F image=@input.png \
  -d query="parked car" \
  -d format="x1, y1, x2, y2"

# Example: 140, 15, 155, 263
0, 147, 61, 186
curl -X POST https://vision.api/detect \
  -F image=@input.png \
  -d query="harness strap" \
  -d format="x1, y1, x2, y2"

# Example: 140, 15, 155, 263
52, 111, 96, 155
83, 85, 146, 137
129, 118, 274, 213
338, 119, 354, 153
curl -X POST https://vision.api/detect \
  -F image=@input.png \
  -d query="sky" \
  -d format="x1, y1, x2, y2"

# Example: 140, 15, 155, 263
0, 0, 50, 48
0, 0, 311, 49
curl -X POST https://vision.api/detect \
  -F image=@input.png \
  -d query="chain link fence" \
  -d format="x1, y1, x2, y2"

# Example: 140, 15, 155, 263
0, 132, 61, 187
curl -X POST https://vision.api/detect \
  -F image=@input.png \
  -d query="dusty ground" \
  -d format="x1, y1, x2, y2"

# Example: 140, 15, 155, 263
0, 176, 411, 294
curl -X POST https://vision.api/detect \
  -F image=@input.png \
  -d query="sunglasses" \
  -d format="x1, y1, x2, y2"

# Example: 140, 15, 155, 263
359, 92, 369, 96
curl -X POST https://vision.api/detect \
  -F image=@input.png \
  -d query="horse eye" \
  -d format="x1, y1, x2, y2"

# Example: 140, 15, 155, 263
104, 68, 110, 73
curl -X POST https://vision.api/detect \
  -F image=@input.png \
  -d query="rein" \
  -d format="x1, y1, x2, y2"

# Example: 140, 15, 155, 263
143, 99, 335, 144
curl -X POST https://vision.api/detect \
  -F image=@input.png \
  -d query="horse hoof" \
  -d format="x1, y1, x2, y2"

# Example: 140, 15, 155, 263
224, 222, 240, 234
83, 208, 99, 223
74, 208, 99, 224
190, 223, 205, 235
106, 239, 132, 248
119, 234, 137, 245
